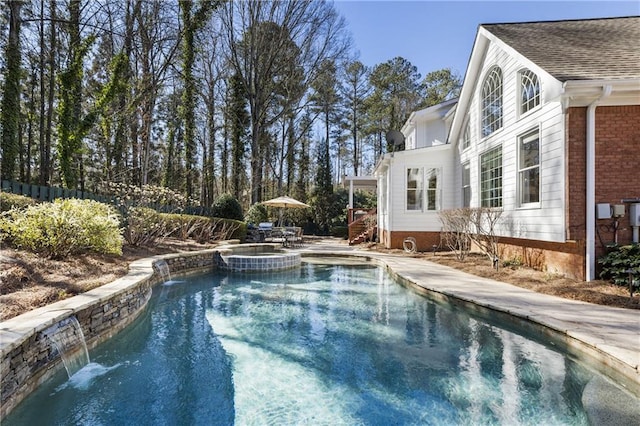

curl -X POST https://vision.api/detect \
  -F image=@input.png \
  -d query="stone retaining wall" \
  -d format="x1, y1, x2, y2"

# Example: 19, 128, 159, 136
0, 249, 219, 419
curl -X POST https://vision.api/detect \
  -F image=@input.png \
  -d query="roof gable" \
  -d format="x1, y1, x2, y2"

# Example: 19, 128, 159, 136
449, 16, 640, 145
482, 17, 640, 81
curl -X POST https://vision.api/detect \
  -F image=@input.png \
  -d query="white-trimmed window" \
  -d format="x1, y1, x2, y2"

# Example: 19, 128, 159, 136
481, 67, 503, 138
462, 121, 471, 150
406, 168, 423, 211
406, 167, 440, 211
480, 146, 502, 207
520, 69, 540, 115
462, 162, 471, 207
518, 129, 540, 205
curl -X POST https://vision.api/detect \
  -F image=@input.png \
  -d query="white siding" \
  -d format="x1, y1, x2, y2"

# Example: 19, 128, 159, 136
417, 120, 448, 148
387, 146, 454, 232
457, 41, 566, 242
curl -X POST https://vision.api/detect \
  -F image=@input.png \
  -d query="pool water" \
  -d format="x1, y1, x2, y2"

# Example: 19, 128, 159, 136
5, 262, 613, 425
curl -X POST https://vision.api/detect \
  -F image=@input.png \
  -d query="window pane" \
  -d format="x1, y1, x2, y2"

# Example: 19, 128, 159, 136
462, 163, 471, 208
407, 168, 423, 210
480, 147, 502, 207
481, 67, 503, 138
426, 169, 438, 210
462, 122, 471, 150
519, 130, 540, 205
463, 187, 471, 208
520, 69, 540, 114
520, 168, 540, 204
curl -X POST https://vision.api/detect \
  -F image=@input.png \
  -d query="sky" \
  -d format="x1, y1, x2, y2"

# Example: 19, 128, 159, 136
333, 1, 640, 79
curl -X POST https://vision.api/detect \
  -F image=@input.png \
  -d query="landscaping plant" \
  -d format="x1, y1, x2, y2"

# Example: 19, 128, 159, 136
598, 244, 640, 296
0, 198, 123, 258
211, 193, 244, 221
0, 192, 38, 212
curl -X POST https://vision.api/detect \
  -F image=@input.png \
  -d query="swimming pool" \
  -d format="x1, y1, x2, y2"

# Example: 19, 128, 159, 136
3, 261, 629, 425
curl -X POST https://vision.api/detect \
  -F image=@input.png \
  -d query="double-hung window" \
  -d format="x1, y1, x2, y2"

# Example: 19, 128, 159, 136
406, 167, 440, 211
518, 129, 540, 205
480, 147, 502, 208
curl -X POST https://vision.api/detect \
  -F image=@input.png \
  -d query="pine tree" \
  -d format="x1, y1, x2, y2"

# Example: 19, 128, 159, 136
229, 73, 249, 200
313, 136, 334, 235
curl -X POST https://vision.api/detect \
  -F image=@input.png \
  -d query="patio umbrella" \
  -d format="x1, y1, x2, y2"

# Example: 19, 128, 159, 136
261, 196, 310, 225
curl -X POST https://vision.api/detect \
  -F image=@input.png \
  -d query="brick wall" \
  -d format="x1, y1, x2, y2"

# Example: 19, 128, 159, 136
380, 230, 444, 252
498, 237, 584, 279
567, 105, 640, 261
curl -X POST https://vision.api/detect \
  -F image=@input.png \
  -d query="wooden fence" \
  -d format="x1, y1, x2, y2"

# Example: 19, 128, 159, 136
1, 180, 211, 217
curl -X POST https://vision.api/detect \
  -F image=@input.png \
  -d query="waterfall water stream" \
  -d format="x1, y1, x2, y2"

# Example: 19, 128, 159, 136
43, 316, 90, 378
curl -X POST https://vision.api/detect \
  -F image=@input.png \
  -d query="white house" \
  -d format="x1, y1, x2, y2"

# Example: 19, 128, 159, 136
371, 16, 640, 280
374, 99, 457, 251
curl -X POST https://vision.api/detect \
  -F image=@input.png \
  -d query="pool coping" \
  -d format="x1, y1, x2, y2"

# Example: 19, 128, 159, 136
1, 243, 639, 419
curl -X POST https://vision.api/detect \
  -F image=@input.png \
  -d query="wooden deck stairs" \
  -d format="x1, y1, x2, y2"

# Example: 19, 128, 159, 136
347, 208, 377, 245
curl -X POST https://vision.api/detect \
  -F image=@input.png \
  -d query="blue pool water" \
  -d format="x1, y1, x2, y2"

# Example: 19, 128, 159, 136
4, 261, 619, 425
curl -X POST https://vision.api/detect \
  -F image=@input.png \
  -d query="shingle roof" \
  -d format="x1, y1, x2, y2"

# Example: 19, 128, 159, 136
482, 16, 640, 81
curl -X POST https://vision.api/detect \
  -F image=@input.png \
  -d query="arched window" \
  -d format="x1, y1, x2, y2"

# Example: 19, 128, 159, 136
520, 69, 540, 114
461, 121, 471, 150
481, 67, 503, 138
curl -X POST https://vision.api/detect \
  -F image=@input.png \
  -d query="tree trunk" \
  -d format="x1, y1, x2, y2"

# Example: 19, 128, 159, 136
44, 0, 56, 185
38, 0, 47, 185
112, 0, 137, 181
0, 0, 23, 180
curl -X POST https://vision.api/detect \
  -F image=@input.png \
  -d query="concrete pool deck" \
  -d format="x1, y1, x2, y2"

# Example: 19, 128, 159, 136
295, 238, 640, 422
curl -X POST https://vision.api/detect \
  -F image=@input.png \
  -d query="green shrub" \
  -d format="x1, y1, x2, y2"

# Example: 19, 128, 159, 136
123, 207, 166, 247
245, 203, 268, 225
161, 213, 246, 243
0, 199, 123, 258
598, 244, 640, 293
330, 226, 348, 239
0, 192, 38, 212
211, 194, 244, 221
228, 219, 247, 241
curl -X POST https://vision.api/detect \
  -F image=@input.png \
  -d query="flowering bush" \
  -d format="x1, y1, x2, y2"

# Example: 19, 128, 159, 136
0, 199, 123, 258
98, 182, 199, 210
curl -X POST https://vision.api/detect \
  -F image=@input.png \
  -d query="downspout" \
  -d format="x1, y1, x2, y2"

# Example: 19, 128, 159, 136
585, 85, 612, 281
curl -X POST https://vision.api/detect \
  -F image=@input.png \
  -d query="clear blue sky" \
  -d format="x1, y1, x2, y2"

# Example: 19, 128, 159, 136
333, 1, 640, 78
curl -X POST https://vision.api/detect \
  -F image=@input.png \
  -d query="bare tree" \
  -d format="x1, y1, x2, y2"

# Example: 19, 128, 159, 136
221, 0, 350, 204
438, 208, 473, 261
341, 60, 370, 176
469, 207, 504, 268
135, 0, 180, 186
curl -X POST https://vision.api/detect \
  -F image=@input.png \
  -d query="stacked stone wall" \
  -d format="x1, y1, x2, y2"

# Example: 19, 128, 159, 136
1, 250, 217, 418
